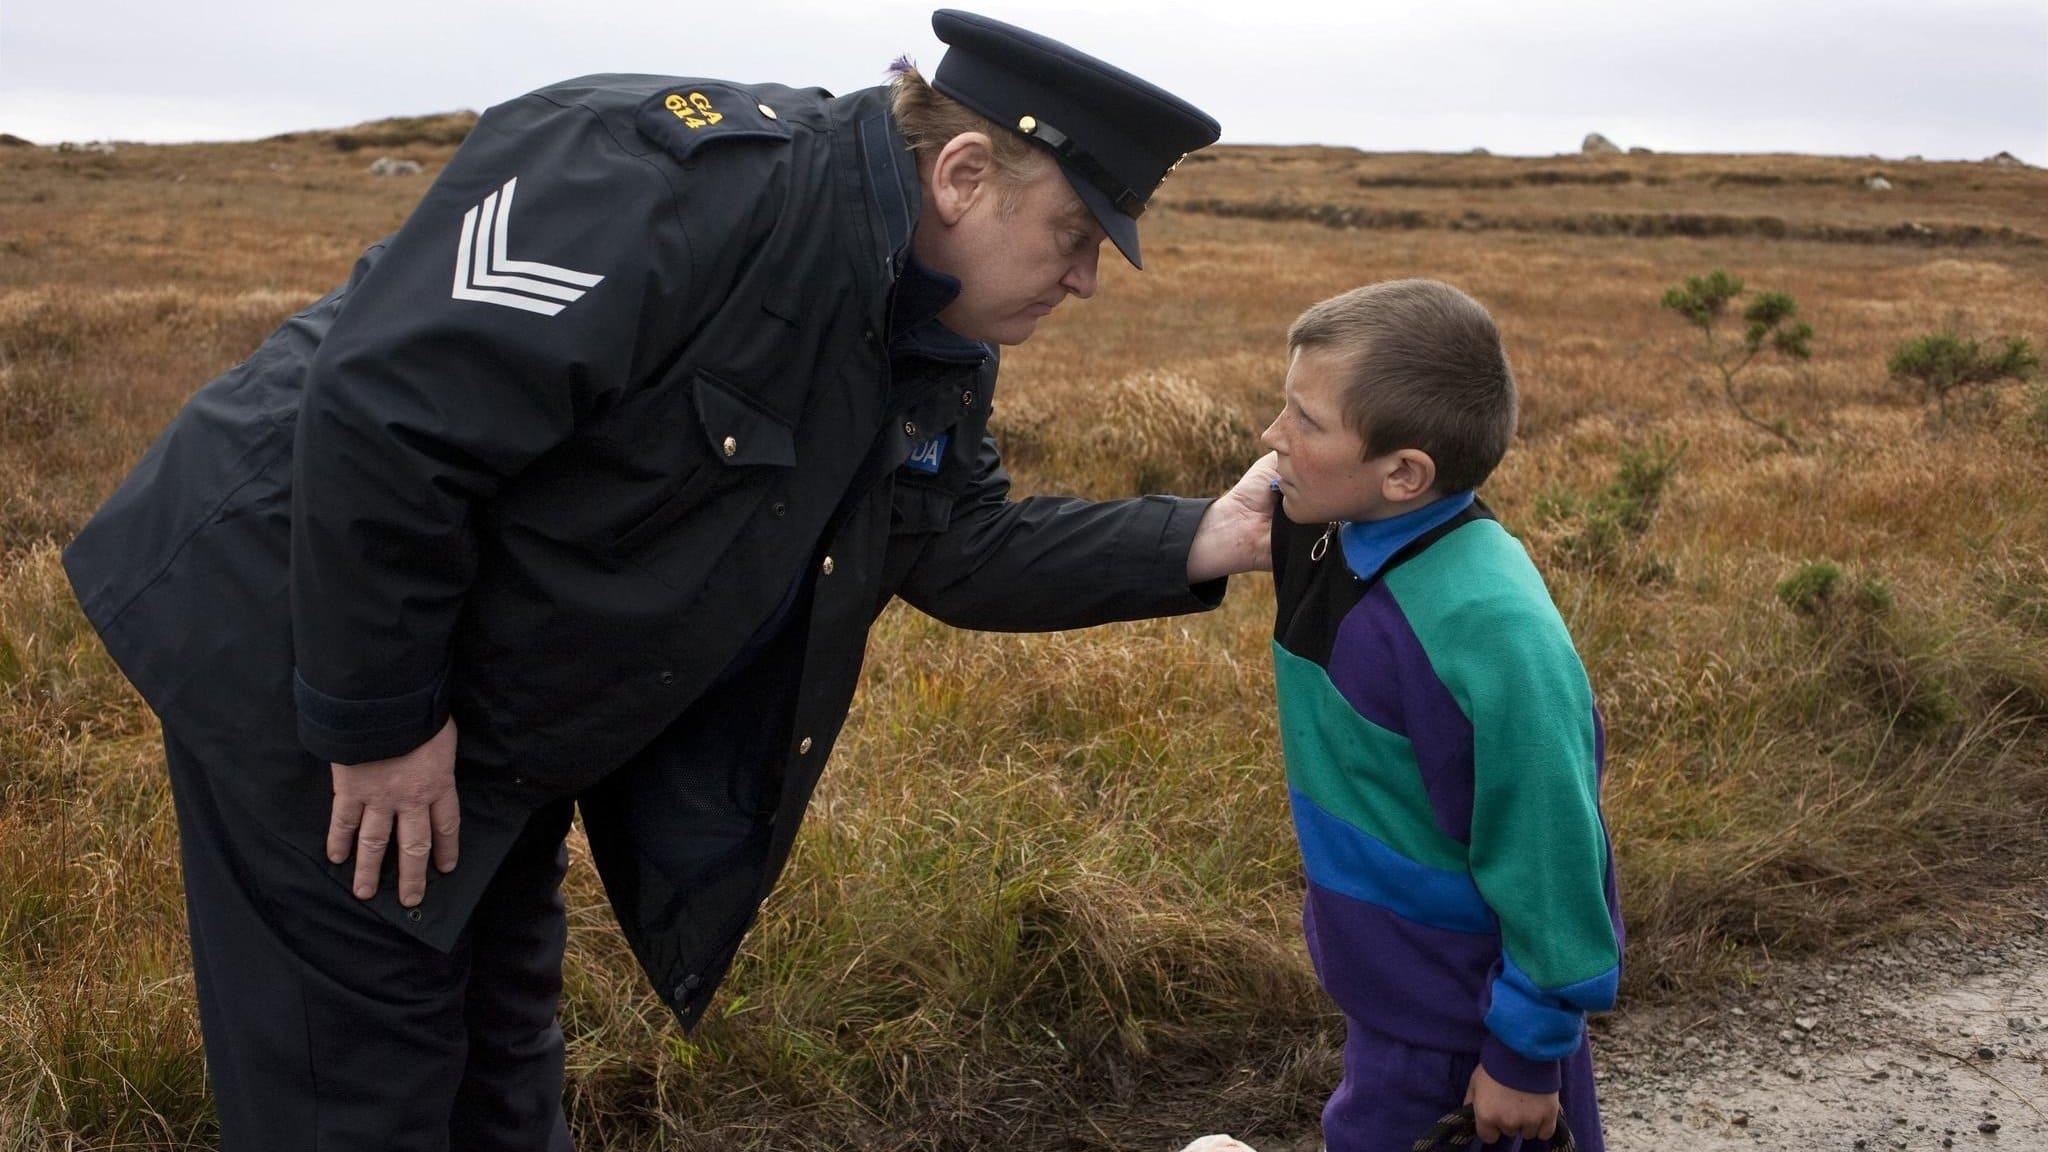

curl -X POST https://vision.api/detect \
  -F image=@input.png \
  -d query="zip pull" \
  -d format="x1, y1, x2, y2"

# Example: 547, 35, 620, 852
1310, 522, 1337, 562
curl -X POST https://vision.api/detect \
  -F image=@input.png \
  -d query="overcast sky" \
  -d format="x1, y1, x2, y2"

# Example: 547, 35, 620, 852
3, 0, 2043, 164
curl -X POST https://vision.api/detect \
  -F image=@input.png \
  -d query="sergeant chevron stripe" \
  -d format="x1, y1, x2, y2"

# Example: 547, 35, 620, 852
450, 177, 605, 315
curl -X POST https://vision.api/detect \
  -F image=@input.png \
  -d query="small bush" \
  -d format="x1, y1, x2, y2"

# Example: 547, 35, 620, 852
1775, 560, 1843, 616
1607, 437, 1684, 534
1777, 560, 1953, 733
1887, 330, 2038, 422
1541, 435, 1685, 575
1661, 270, 1813, 449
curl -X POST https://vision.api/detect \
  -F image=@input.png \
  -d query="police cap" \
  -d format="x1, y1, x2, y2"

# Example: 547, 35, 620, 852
930, 8, 1221, 269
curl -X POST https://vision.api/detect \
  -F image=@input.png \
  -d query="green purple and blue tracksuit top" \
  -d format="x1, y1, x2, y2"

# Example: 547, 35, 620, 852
1271, 493, 1623, 1094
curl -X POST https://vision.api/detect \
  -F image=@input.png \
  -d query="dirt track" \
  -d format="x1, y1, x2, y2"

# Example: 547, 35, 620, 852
1599, 915, 2048, 1152
1208, 913, 2048, 1152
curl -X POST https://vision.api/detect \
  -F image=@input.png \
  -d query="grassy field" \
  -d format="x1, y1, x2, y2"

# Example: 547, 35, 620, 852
2, 121, 2046, 1150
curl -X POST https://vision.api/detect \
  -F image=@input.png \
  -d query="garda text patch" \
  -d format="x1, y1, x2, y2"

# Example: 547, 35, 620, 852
665, 90, 724, 129
902, 435, 949, 476
634, 84, 792, 164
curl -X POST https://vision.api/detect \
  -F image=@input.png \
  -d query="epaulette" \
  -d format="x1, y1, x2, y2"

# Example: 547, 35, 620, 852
633, 83, 792, 163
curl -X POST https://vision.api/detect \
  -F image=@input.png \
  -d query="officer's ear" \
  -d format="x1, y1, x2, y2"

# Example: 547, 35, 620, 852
926, 132, 998, 225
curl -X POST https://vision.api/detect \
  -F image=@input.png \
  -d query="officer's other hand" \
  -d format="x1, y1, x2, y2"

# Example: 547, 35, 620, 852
1187, 452, 1281, 583
326, 717, 460, 906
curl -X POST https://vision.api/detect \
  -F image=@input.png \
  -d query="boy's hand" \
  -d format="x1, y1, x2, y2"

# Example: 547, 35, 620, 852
1464, 1063, 1559, 1144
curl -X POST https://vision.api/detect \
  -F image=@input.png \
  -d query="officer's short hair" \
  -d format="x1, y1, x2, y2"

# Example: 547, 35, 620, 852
888, 58, 1052, 214
1289, 280, 1518, 494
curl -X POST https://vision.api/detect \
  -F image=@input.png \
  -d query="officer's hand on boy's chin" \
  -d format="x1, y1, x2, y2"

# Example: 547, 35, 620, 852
325, 717, 461, 908
1187, 452, 1281, 584
1465, 1063, 1560, 1145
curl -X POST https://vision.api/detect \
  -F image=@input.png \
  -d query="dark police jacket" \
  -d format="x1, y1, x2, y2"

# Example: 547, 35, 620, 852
62, 74, 1224, 1027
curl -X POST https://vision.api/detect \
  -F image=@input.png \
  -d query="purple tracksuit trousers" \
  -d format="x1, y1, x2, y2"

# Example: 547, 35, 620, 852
1324, 1018, 1605, 1152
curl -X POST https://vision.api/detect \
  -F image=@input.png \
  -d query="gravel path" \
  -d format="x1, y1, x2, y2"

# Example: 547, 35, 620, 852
1175, 913, 2048, 1152
1597, 914, 2048, 1152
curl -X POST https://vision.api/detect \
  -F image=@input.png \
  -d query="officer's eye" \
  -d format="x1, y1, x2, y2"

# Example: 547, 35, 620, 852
1059, 230, 1088, 255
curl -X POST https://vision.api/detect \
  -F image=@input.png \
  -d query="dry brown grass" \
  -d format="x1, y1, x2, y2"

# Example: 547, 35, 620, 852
2, 125, 2045, 1148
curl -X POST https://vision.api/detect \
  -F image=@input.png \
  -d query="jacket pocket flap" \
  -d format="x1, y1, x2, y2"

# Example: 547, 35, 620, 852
693, 369, 796, 468
889, 479, 954, 535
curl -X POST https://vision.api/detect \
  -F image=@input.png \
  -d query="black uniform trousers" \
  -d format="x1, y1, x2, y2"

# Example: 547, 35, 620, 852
165, 726, 578, 1152
162, 574, 812, 1151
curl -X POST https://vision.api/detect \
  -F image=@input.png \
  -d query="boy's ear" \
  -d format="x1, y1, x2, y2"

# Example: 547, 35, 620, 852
927, 132, 997, 226
1382, 448, 1438, 502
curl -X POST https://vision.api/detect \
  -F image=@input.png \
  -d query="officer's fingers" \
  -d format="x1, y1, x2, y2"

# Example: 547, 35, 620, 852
395, 807, 431, 907
326, 794, 364, 865
352, 806, 393, 900
1231, 454, 1279, 502
429, 790, 460, 875
1539, 1111, 1559, 1141
1474, 1116, 1502, 1146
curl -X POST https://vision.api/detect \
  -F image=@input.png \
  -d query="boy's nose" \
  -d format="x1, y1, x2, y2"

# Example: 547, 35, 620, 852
1260, 418, 1283, 451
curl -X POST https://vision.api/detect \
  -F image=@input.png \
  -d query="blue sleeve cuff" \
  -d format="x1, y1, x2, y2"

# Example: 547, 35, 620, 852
294, 667, 450, 766
1480, 1034, 1562, 1095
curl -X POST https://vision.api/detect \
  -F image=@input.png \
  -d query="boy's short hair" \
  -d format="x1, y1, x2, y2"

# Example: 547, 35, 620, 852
1288, 279, 1517, 493
888, 58, 1051, 214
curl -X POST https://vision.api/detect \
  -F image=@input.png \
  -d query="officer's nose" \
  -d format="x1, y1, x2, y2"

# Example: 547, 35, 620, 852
1061, 242, 1100, 300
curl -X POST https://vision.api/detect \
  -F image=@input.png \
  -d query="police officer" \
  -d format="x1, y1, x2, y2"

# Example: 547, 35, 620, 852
64, 10, 1275, 1149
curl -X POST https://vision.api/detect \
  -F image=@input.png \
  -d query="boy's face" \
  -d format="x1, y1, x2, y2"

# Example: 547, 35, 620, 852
1261, 346, 1437, 524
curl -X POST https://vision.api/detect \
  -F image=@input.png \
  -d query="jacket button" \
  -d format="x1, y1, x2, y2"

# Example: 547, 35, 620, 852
962, 390, 976, 407
658, 670, 676, 686
903, 420, 919, 438
821, 556, 835, 576
771, 501, 787, 518
798, 736, 813, 754
722, 435, 738, 458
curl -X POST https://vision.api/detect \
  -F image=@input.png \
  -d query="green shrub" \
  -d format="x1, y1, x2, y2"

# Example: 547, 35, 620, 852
1886, 331, 2038, 422
1543, 436, 1685, 575
1661, 270, 1813, 449
1775, 560, 1843, 616
1777, 560, 1952, 733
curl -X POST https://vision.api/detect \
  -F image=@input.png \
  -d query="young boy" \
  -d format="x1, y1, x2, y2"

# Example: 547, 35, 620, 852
1262, 280, 1622, 1151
